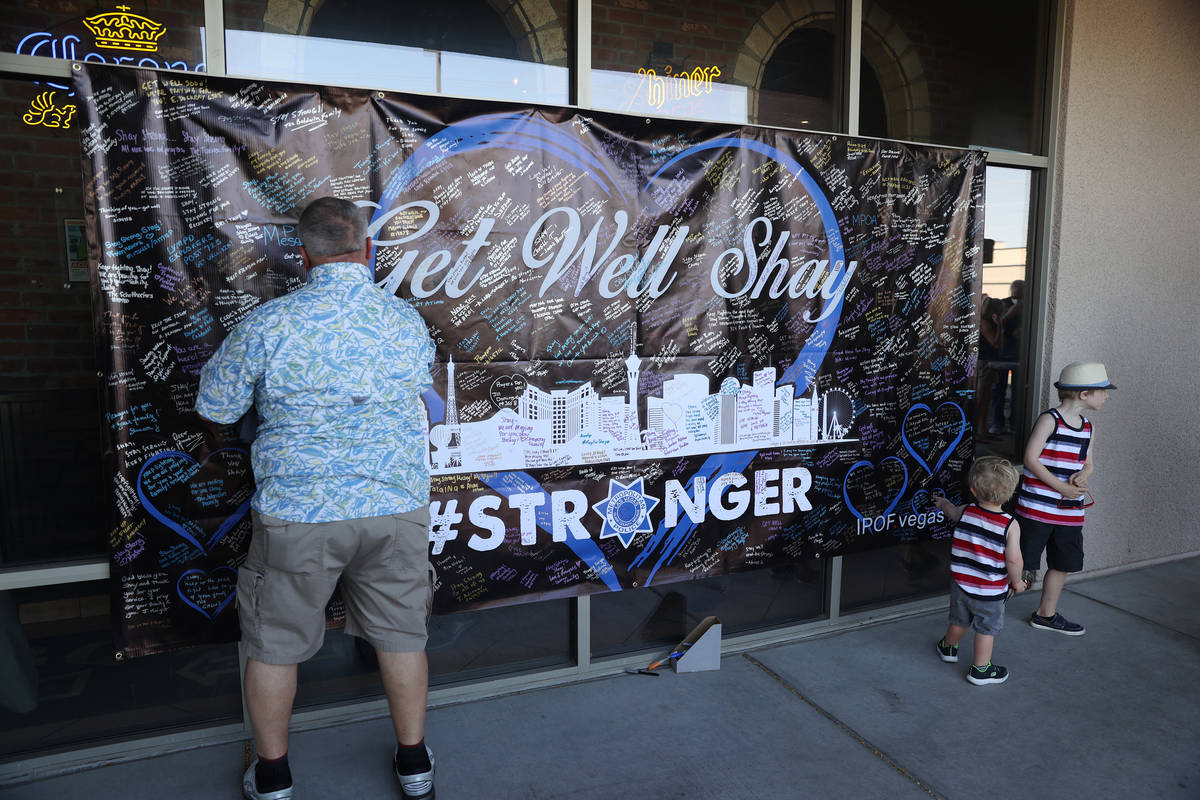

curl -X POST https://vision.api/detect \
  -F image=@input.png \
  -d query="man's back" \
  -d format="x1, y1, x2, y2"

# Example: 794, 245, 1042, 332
197, 260, 434, 522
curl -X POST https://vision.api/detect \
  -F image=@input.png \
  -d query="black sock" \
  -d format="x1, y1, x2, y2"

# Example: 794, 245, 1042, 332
256, 753, 292, 793
395, 739, 431, 774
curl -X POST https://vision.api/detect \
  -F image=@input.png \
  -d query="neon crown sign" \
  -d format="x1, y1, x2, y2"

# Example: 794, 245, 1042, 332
83, 5, 167, 53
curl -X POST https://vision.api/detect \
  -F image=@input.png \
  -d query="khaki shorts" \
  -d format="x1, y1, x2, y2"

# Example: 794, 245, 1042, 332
237, 506, 434, 664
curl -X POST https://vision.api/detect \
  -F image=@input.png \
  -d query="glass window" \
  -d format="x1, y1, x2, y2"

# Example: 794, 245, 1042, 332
292, 599, 573, 710
0, 581, 242, 759
858, 0, 1049, 152
839, 538, 951, 612
223, 0, 571, 103
841, 166, 1035, 612
0, 75, 104, 565
590, 0, 845, 130
0, 3, 207, 72
427, 600, 573, 685
976, 167, 1033, 458
591, 566, 825, 659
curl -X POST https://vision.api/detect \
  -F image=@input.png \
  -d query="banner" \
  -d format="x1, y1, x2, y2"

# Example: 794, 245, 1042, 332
74, 65, 983, 657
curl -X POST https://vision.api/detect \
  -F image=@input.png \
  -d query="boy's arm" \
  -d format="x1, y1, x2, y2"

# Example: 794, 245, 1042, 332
1071, 435, 1095, 488
1023, 412, 1085, 499
932, 495, 966, 522
1005, 518, 1026, 593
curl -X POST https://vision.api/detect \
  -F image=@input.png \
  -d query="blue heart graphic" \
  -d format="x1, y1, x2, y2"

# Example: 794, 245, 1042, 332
177, 567, 237, 619
901, 402, 966, 477
136, 448, 252, 554
842, 456, 909, 521
909, 487, 947, 516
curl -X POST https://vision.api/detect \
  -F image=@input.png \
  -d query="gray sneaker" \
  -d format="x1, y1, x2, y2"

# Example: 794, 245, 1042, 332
394, 744, 436, 799
242, 759, 293, 800
1030, 612, 1085, 636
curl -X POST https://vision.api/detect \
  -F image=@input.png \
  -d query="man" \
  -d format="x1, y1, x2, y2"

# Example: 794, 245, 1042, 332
196, 197, 437, 800
991, 278, 1024, 435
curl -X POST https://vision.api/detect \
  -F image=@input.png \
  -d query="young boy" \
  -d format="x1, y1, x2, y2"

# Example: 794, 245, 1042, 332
933, 456, 1025, 685
1014, 361, 1114, 635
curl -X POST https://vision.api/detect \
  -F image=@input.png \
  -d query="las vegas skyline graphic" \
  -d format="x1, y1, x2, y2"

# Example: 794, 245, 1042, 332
425, 325, 856, 475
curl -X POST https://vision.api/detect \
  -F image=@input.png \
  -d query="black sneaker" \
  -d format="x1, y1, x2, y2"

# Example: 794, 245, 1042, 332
1030, 612, 1086, 636
935, 638, 959, 663
966, 662, 1009, 685
394, 744, 435, 799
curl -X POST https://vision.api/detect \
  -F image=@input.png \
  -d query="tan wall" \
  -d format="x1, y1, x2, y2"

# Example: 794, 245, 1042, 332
1049, 0, 1200, 569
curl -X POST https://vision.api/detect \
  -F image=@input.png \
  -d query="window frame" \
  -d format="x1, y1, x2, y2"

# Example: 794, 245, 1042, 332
0, 0, 1065, 781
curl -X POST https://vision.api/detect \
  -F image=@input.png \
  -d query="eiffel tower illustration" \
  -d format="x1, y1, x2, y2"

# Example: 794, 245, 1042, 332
444, 355, 463, 467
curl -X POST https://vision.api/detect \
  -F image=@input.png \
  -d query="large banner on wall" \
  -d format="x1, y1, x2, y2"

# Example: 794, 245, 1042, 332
74, 65, 983, 657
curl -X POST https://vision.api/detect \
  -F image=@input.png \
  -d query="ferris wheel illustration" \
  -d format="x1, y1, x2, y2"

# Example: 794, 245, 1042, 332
820, 388, 854, 440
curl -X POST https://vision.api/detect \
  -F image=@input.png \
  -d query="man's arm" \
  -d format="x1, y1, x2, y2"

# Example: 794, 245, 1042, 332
395, 302, 436, 394
195, 321, 263, 425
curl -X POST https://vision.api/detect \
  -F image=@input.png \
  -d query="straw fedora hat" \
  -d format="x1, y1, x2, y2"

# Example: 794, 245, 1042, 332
1054, 361, 1116, 390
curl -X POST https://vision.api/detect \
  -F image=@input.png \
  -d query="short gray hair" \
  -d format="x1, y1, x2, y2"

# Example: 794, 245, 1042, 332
297, 197, 368, 258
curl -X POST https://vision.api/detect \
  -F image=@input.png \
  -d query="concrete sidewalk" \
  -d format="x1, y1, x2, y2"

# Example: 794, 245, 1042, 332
6, 557, 1198, 799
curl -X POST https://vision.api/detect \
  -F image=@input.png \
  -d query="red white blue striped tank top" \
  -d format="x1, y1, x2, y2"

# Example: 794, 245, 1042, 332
951, 504, 1013, 598
1015, 409, 1091, 526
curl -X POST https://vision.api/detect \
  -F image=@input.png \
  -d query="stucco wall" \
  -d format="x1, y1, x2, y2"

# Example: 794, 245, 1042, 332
1049, 0, 1200, 570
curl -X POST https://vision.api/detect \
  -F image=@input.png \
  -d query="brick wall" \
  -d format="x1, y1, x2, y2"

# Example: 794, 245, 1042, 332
0, 76, 95, 392
593, 0, 759, 78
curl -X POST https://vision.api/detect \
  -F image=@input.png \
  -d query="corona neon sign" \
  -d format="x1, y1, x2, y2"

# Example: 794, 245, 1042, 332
16, 5, 204, 74
16, 6, 202, 130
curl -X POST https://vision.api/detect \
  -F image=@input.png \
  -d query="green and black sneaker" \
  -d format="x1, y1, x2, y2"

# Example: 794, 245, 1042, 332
966, 662, 1009, 685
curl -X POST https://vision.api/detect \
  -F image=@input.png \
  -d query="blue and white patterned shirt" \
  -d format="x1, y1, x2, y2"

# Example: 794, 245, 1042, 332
196, 261, 434, 522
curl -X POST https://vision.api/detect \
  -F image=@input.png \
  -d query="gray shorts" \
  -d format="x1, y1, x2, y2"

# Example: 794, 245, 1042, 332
237, 506, 434, 664
948, 582, 1005, 636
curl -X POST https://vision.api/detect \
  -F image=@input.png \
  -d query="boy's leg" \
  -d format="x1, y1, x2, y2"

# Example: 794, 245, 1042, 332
939, 586, 972, 661
972, 633, 994, 668
1037, 569, 1068, 618
964, 598, 1007, 684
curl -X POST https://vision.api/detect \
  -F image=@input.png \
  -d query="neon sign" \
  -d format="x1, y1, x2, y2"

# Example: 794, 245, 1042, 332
16, 7, 201, 130
635, 66, 722, 111
83, 5, 167, 52
16, 5, 205, 75
23, 91, 76, 128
